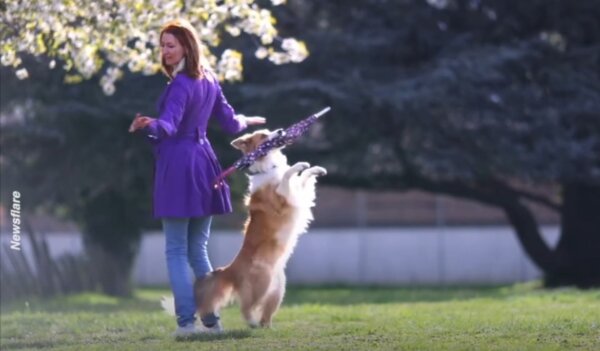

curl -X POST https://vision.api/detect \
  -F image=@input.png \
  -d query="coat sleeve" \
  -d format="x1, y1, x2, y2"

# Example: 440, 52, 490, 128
144, 78, 189, 141
212, 82, 247, 135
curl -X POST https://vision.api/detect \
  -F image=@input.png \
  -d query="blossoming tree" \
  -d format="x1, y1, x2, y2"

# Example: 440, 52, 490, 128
1, 0, 308, 94
0, 0, 308, 297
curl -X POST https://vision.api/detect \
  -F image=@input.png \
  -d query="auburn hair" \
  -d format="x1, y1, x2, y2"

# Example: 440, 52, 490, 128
159, 19, 205, 79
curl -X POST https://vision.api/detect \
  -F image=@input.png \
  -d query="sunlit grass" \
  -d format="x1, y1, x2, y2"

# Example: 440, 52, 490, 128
1, 283, 599, 350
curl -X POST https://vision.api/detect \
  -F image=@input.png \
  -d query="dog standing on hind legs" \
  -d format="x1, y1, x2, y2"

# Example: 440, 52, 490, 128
194, 128, 326, 330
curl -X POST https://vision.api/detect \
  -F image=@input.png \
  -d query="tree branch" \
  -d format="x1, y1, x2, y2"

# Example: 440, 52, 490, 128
488, 178, 561, 212
320, 170, 560, 274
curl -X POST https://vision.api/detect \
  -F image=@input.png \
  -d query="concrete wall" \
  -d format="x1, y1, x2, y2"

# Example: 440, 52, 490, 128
1, 226, 560, 286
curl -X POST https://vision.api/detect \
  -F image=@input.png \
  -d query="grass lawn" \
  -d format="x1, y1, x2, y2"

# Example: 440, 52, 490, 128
1, 282, 599, 350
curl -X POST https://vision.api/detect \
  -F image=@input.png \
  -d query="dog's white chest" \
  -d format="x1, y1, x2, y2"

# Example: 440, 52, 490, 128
248, 167, 287, 193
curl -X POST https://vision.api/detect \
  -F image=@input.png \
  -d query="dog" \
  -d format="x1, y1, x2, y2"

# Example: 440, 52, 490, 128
192, 128, 326, 330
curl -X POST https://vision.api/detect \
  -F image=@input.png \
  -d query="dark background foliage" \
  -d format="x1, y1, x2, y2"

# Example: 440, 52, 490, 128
2, 0, 599, 293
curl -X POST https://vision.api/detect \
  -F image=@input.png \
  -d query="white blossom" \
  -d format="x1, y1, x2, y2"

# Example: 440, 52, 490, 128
426, 0, 449, 10
1, 51, 16, 66
217, 49, 243, 82
261, 33, 274, 45
280, 38, 308, 63
540, 31, 567, 52
15, 68, 29, 80
255, 47, 268, 59
225, 25, 241, 37
1, 0, 309, 94
102, 83, 116, 95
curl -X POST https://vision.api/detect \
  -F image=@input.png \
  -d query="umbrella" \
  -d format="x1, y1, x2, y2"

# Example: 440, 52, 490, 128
213, 106, 331, 188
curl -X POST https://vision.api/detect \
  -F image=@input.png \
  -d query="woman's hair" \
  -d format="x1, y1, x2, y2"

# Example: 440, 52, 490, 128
159, 19, 205, 79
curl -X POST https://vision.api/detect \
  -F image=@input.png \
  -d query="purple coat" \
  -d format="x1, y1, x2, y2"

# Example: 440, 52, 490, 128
144, 72, 247, 218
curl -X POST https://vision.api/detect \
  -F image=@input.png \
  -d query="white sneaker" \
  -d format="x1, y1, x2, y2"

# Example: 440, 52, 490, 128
172, 323, 201, 337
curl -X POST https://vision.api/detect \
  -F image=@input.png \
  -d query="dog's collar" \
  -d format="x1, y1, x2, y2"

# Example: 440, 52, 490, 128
245, 165, 278, 176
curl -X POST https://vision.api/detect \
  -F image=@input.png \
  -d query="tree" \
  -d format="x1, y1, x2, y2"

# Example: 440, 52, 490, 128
3, 0, 599, 291
0, 0, 307, 296
1, 0, 308, 94
229, 0, 600, 287
1, 64, 156, 295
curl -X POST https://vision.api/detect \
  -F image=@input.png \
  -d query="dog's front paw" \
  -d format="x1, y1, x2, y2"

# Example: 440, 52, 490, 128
293, 162, 310, 172
312, 166, 327, 177
247, 320, 260, 328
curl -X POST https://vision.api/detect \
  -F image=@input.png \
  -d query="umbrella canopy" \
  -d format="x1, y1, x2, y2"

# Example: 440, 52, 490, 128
214, 107, 331, 188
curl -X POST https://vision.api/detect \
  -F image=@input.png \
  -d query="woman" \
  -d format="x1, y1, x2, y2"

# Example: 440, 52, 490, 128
129, 19, 265, 336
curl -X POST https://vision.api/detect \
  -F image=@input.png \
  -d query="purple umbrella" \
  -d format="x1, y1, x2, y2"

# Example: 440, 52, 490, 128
213, 106, 331, 188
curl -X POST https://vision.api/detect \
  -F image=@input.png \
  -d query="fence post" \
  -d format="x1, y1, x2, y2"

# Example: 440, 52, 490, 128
435, 195, 446, 285
356, 191, 368, 283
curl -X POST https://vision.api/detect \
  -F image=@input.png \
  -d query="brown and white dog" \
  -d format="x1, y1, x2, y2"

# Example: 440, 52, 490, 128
194, 129, 326, 330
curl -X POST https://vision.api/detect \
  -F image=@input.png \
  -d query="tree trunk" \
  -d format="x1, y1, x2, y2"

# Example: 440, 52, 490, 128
545, 183, 600, 288
87, 244, 137, 296
502, 200, 560, 276
411, 177, 600, 288
80, 189, 143, 297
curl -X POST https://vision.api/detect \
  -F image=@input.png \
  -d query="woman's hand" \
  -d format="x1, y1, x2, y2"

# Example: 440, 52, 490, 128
129, 113, 155, 132
244, 115, 267, 126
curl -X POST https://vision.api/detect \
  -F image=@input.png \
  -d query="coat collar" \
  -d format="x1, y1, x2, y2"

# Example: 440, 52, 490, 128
170, 58, 186, 79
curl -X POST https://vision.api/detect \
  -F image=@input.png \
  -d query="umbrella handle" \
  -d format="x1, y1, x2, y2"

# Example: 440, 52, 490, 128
213, 166, 237, 189
314, 106, 331, 118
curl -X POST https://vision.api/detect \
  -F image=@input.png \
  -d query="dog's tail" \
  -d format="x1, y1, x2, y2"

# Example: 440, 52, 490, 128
160, 295, 176, 316
194, 268, 235, 316
160, 269, 234, 318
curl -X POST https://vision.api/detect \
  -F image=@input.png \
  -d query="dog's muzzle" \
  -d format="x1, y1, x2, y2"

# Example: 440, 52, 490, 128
268, 128, 285, 140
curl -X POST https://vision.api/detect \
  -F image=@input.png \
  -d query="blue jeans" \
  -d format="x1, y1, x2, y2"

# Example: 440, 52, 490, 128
163, 216, 213, 327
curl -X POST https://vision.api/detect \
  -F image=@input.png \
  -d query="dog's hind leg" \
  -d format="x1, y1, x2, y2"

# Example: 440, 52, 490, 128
259, 270, 286, 328
240, 302, 260, 328
277, 162, 310, 198
239, 271, 272, 328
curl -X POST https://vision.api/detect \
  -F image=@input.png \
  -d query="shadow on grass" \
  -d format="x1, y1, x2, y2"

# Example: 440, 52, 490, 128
175, 329, 252, 342
282, 282, 557, 306
0, 292, 162, 314
0, 339, 66, 350
3, 281, 585, 314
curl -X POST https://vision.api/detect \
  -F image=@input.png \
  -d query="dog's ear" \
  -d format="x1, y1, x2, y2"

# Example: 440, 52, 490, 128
231, 136, 249, 150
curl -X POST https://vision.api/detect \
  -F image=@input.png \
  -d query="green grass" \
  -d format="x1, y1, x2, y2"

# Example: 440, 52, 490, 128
1, 282, 599, 350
